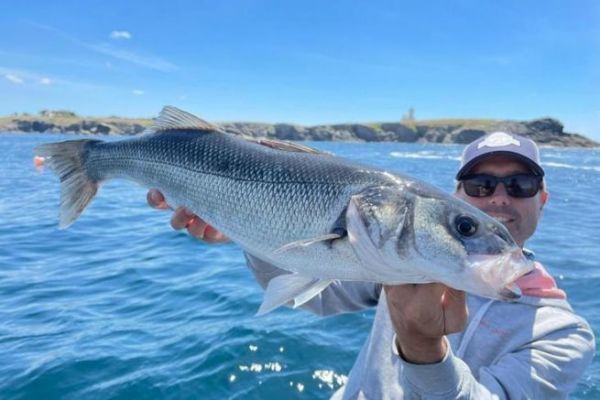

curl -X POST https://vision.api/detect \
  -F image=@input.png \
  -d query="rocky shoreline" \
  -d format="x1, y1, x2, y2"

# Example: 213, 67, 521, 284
1, 113, 597, 147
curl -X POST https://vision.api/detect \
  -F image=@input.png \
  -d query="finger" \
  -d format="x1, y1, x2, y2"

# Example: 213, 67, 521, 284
185, 218, 229, 242
147, 189, 171, 210
202, 225, 229, 243
170, 207, 196, 230
443, 287, 466, 304
412, 283, 447, 304
383, 283, 412, 293
186, 216, 209, 239
384, 283, 445, 304
442, 288, 468, 333
383, 284, 416, 305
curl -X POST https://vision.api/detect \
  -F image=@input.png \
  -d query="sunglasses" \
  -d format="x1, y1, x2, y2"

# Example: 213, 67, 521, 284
460, 174, 543, 198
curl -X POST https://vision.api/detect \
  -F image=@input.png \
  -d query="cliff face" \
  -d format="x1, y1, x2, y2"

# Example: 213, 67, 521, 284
411, 118, 595, 147
3, 118, 148, 135
1, 114, 597, 147
218, 117, 597, 147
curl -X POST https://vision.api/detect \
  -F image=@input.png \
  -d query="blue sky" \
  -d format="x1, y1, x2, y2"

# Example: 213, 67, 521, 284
1, 0, 599, 139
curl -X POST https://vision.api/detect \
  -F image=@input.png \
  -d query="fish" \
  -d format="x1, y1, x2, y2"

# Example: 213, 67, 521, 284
35, 106, 534, 314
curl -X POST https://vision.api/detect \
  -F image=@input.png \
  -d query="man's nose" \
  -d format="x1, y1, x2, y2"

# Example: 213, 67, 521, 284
490, 183, 511, 205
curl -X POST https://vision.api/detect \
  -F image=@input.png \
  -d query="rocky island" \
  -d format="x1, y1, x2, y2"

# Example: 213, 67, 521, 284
1, 110, 597, 147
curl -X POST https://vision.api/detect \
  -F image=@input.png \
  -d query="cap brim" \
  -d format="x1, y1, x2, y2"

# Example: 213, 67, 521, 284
456, 151, 545, 180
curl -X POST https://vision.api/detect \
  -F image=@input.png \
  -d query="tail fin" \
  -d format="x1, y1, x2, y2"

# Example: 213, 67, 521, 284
35, 139, 102, 229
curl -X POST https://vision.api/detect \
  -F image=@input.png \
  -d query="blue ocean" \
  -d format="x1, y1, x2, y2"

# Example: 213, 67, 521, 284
1, 133, 599, 399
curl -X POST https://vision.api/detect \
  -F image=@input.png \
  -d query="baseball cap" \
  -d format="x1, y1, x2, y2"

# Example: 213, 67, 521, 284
456, 132, 544, 180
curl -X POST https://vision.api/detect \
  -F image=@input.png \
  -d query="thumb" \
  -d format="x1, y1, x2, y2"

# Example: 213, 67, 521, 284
442, 288, 468, 334
443, 287, 466, 306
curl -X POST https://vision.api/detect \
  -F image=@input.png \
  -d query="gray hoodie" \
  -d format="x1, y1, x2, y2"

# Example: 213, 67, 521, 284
246, 253, 595, 399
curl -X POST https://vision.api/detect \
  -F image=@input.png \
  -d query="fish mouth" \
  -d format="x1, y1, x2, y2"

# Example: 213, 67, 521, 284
465, 248, 534, 301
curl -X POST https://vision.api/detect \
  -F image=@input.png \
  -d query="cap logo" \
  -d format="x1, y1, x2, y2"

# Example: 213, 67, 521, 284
478, 132, 520, 149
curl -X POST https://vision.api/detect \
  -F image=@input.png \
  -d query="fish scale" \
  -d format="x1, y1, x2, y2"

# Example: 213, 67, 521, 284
35, 106, 534, 313
82, 130, 382, 274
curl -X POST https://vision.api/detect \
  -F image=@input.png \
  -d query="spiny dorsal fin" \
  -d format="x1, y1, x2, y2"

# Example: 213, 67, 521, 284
151, 106, 217, 132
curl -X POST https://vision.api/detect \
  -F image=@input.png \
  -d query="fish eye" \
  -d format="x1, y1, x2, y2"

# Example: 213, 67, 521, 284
455, 215, 478, 237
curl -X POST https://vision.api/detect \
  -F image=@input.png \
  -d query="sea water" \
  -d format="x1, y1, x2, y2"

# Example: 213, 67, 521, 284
1, 133, 598, 399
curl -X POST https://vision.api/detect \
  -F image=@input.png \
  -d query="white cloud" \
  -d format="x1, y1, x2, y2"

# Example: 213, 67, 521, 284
110, 30, 132, 40
90, 44, 177, 72
5, 74, 24, 84
2, 68, 54, 86
132, 89, 144, 95
27, 22, 176, 72
0, 66, 109, 91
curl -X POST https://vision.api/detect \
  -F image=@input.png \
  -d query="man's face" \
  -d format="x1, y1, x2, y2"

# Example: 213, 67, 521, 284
455, 155, 548, 248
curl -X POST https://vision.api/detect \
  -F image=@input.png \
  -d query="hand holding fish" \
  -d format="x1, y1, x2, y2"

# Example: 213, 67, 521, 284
147, 189, 229, 243
384, 283, 467, 364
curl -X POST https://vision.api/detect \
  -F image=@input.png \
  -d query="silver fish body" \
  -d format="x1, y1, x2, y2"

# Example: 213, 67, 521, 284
36, 107, 533, 313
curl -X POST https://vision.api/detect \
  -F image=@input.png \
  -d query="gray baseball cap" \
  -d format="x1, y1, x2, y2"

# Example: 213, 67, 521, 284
456, 132, 544, 180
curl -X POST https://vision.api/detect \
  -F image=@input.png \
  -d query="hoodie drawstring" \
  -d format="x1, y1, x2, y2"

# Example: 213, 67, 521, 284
456, 299, 495, 359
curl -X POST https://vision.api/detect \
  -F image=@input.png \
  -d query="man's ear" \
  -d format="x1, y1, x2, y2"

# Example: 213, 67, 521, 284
540, 190, 549, 210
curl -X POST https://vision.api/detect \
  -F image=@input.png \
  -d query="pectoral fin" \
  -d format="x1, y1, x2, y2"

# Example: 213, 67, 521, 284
273, 233, 344, 254
257, 274, 334, 315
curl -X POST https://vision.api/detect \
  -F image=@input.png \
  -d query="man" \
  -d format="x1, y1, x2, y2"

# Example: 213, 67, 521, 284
147, 132, 594, 399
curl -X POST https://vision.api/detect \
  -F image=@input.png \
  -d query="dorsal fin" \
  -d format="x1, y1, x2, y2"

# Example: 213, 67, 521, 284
244, 137, 330, 155
150, 106, 217, 132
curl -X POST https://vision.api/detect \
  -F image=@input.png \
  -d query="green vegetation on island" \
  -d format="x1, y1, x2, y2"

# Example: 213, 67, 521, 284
0, 109, 597, 147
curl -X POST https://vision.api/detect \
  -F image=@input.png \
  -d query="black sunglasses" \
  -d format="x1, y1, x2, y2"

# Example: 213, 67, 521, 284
460, 174, 543, 198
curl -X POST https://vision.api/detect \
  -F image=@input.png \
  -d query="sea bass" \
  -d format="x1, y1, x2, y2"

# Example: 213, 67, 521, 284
35, 106, 533, 314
